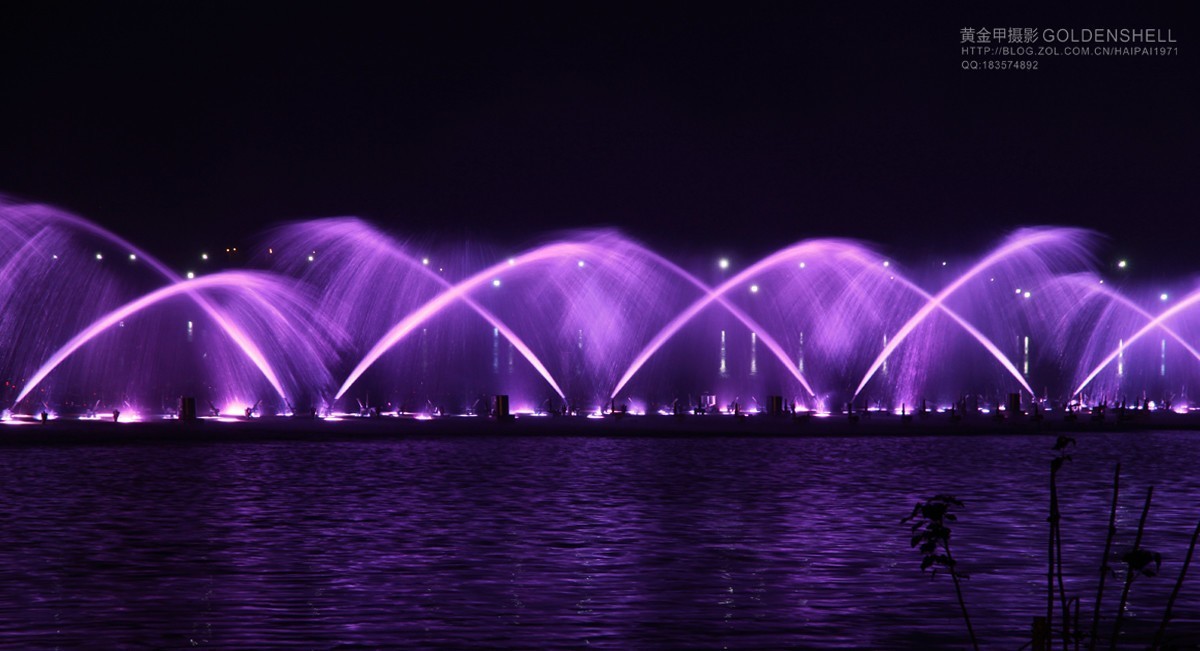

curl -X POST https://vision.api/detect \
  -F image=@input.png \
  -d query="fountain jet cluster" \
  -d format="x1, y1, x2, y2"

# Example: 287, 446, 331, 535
2, 195, 1197, 418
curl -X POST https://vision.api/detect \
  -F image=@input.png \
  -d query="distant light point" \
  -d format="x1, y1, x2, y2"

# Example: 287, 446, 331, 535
129, 253, 137, 261
577, 260, 585, 267
749, 284, 759, 293
718, 258, 730, 270
882, 260, 890, 268
95, 253, 103, 260
1161, 293, 1169, 302
1118, 260, 1127, 269
186, 271, 195, 279
307, 255, 315, 262
798, 262, 806, 269
1023, 291, 1031, 299
422, 258, 429, 266
201, 253, 208, 261
492, 279, 501, 287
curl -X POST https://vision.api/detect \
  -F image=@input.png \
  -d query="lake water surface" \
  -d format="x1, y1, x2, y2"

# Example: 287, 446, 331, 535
2, 431, 1199, 649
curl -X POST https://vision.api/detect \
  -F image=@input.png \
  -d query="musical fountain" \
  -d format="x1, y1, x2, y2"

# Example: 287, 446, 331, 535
3, 194, 1198, 429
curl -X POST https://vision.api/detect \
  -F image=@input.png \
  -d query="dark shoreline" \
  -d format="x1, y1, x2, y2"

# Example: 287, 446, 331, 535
2, 411, 1197, 446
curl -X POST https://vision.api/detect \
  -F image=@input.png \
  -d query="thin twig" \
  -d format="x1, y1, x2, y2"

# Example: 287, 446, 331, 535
1111, 486, 1153, 651
1049, 465, 1058, 637
1088, 463, 1119, 651
1055, 471, 1070, 650
1151, 515, 1200, 650
1080, 600, 1089, 651
946, 540, 981, 651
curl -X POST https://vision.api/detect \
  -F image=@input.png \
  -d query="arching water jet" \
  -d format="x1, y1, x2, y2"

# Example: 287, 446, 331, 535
610, 240, 869, 400
852, 228, 1091, 401
293, 219, 567, 401
1, 197, 292, 402
845, 248, 1035, 399
14, 272, 298, 406
335, 241, 597, 401
610, 242, 824, 400
1073, 287, 1200, 397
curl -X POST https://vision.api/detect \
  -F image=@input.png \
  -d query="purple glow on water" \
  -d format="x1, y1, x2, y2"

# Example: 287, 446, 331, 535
3, 431, 1200, 648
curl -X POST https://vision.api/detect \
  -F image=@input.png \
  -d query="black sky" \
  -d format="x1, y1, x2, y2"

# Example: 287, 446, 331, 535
0, 2, 1195, 271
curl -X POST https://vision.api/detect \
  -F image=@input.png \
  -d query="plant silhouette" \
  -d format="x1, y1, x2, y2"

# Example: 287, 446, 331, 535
902, 494, 980, 651
1111, 487, 1157, 650
907, 440, 1199, 651
1049, 435, 1075, 650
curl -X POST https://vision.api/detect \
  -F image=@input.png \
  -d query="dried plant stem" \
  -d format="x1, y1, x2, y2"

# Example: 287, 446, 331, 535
946, 540, 980, 651
1049, 467, 1058, 637
1110, 486, 1153, 651
1073, 597, 1081, 651
1151, 515, 1200, 650
1054, 471, 1070, 650
1088, 463, 1119, 651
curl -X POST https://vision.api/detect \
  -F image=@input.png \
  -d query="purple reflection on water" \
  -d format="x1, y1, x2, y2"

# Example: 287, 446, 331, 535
1, 432, 1199, 648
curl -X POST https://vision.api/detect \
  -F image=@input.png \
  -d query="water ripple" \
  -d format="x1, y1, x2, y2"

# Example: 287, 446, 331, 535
1, 433, 1199, 648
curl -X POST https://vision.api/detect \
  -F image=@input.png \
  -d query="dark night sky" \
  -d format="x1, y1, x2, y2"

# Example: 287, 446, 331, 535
0, 2, 1195, 272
